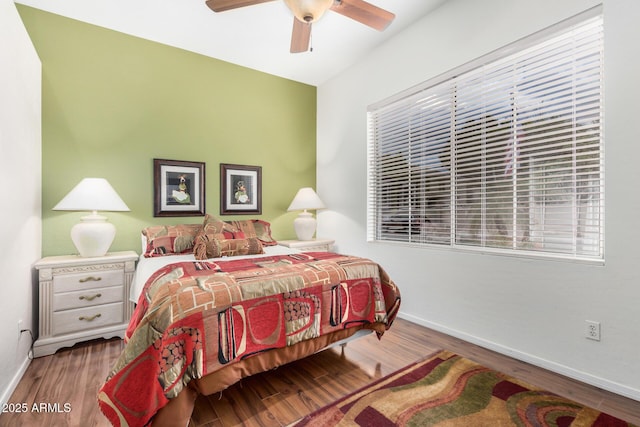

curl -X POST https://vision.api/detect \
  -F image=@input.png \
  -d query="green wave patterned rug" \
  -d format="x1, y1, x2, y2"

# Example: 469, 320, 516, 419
293, 350, 637, 427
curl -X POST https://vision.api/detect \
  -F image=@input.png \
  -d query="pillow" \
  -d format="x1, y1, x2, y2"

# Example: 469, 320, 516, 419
224, 219, 277, 246
142, 224, 202, 257
252, 220, 278, 246
201, 214, 246, 239
193, 234, 264, 260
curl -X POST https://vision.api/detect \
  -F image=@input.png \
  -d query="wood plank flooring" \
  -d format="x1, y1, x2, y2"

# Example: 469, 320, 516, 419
0, 335, 124, 427
1, 318, 638, 426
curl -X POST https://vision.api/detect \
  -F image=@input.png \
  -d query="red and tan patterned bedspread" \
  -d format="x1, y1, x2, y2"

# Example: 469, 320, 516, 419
97, 252, 401, 427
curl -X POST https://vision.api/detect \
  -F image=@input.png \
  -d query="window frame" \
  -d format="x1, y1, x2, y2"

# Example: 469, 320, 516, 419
367, 6, 604, 263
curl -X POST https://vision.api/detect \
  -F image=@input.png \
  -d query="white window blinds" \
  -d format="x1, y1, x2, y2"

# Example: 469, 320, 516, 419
367, 9, 604, 260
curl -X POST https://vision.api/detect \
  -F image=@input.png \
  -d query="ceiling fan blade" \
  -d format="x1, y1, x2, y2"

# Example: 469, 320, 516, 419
330, 0, 395, 31
205, 0, 275, 12
290, 18, 312, 53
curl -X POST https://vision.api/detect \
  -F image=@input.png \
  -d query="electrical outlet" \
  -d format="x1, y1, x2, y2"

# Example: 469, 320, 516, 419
585, 320, 601, 341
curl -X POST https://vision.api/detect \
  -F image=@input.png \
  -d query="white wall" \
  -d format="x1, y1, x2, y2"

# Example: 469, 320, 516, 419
0, 0, 41, 405
317, 0, 640, 399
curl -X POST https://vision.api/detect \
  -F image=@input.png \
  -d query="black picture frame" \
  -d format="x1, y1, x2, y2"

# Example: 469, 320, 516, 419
220, 163, 262, 215
153, 159, 205, 217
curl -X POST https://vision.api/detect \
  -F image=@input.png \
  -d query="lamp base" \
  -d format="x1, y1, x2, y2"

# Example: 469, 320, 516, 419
70, 213, 116, 257
293, 211, 317, 241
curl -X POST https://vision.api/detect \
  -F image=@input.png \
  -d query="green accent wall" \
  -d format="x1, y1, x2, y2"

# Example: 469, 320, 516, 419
18, 6, 317, 257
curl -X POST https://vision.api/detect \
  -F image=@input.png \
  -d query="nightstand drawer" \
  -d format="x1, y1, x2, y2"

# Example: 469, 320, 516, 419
52, 302, 123, 336
279, 239, 335, 252
295, 243, 330, 251
53, 269, 123, 293
53, 285, 124, 311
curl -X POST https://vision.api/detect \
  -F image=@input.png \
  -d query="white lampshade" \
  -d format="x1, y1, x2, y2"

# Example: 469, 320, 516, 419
287, 187, 325, 241
53, 178, 130, 257
53, 178, 130, 212
287, 187, 325, 211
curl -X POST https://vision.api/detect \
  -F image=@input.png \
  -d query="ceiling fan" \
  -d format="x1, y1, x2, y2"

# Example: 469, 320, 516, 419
205, 0, 395, 53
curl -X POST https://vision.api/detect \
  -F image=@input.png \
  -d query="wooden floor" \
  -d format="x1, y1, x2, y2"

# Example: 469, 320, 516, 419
1, 318, 639, 426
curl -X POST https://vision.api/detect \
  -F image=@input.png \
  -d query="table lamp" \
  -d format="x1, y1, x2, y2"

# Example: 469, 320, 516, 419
287, 187, 325, 240
53, 178, 130, 257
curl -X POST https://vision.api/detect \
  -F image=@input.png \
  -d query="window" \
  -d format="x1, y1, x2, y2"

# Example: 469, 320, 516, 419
367, 8, 604, 261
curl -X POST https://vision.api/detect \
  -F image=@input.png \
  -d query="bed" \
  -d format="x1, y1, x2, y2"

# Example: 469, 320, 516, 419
97, 216, 401, 427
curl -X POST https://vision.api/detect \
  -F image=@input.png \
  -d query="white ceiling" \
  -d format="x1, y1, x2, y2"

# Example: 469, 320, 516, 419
15, 0, 447, 86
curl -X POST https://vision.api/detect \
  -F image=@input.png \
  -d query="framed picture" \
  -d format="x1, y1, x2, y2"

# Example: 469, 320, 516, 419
153, 159, 205, 217
220, 163, 262, 215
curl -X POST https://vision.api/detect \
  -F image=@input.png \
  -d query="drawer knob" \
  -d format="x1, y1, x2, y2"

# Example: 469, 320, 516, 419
79, 313, 102, 322
79, 276, 102, 283
79, 293, 102, 302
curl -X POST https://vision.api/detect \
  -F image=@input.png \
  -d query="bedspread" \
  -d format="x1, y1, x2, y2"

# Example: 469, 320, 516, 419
97, 252, 401, 427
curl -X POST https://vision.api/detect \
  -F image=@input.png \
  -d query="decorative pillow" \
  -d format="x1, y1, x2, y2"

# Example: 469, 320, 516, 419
201, 214, 246, 239
142, 224, 202, 257
224, 219, 277, 246
193, 234, 264, 260
252, 220, 278, 246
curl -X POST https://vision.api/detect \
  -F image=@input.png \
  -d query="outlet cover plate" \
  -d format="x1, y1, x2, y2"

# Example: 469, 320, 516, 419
585, 320, 601, 341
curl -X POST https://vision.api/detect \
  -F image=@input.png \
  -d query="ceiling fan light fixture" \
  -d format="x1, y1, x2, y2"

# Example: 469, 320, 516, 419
284, 0, 333, 23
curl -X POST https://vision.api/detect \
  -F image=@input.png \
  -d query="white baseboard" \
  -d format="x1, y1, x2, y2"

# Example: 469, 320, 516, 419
397, 312, 640, 402
0, 356, 31, 407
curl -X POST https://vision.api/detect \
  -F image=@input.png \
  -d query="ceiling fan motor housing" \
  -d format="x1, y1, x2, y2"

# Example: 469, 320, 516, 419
284, 0, 334, 23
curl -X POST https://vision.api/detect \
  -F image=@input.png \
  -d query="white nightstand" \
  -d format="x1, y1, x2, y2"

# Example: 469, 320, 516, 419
278, 238, 335, 252
33, 250, 138, 357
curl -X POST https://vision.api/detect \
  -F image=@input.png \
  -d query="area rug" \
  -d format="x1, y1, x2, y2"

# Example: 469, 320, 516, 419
293, 350, 637, 427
